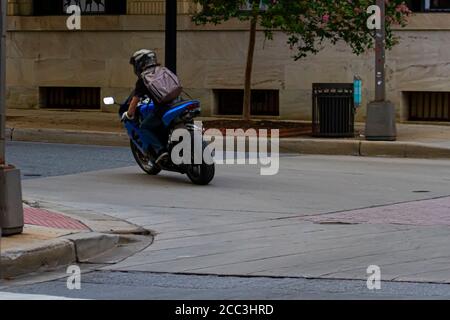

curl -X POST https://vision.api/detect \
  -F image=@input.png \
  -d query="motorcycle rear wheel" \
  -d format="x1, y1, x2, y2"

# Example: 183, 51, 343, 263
130, 140, 162, 176
185, 138, 215, 185
186, 163, 215, 186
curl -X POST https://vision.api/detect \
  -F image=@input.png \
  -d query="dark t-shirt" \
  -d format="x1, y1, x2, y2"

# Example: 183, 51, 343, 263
133, 78, 151, 99
133, 78, 169, 118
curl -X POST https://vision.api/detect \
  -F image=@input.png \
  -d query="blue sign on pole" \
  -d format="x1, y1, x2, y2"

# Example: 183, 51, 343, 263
354, 76, 362, 108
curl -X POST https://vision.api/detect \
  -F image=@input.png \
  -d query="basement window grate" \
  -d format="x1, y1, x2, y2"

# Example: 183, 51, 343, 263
215, 89, 279, 116
406, 0, 450, 12
32, 0, 127, 15
407, 91, 450, 122
40, 87, 101, 110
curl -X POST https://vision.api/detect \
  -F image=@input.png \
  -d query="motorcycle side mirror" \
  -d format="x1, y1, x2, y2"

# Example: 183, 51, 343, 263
103, 97, 115, 105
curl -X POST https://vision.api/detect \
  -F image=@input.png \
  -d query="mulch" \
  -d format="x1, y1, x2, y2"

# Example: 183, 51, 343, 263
202, 120, 312, 138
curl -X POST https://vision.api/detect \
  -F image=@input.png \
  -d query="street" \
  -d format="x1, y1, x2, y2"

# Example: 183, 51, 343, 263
1, 141, 450, 299
5, 141, 135, 179
7, 270, 450, 300
1, 0, 449, 307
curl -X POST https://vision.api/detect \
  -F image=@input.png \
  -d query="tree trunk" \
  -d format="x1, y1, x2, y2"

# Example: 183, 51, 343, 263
243, 14, 257, 121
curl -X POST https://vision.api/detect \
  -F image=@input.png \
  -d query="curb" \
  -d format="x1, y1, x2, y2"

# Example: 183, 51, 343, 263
0, 232, 136, 279
1, 232, 118, 279
62, 232, 120, 263
1, 239, 76, 279
281, 138, 450, 159
360, 141, 450, 159
1, 201, 154, 279
280, 138, 360, 156
6, 127, 450, 160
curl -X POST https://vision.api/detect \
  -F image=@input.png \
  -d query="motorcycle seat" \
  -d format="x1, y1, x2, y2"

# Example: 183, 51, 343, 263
168, 99, 195, 109
162, 100, 200, 126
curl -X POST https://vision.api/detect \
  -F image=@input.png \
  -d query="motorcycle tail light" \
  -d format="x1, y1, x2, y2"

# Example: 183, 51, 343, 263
187, 103, 200, 111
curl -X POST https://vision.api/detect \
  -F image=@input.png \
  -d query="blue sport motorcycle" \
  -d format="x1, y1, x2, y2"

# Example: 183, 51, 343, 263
103, 95, 215, 185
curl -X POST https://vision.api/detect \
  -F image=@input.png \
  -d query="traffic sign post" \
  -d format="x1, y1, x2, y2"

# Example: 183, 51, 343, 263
0, 0, 24, 236
165, 0, 177, 74
365, 0, 397, 141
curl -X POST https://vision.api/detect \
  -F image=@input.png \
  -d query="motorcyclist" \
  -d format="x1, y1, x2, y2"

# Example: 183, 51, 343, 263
122, 49, 170, 164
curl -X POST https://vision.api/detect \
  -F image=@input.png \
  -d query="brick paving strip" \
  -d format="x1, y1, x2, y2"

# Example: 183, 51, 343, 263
305, 196, 450, 226
24, 207, 90, 230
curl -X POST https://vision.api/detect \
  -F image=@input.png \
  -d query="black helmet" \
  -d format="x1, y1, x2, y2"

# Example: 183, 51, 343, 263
130, 49, 158, 76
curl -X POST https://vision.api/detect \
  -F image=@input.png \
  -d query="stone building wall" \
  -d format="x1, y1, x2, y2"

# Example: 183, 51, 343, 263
7, 0, 33, 15
127, 0, 199, 15
5, 1, 450, 121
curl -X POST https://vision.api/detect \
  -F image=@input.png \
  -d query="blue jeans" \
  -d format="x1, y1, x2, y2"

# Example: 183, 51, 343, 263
140, 112, 165, 155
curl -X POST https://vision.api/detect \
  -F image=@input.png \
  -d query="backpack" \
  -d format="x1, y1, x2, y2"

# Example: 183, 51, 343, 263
141, 66, 183, 104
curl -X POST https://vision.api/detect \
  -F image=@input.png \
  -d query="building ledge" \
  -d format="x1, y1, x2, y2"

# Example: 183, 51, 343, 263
6, 15, 253, 32
399, 13, 450, 30
6, 13, 450, 32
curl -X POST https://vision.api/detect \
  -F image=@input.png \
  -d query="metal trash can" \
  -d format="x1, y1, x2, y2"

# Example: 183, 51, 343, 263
312, 83, 356, 137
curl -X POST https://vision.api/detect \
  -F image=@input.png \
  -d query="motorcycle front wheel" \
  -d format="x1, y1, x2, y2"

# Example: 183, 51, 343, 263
130, 140, 162, 176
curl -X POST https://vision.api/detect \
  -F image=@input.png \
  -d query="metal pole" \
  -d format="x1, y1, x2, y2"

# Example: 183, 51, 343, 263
165, 0, 177, 74
0, 1, 24, 236
375, 0, 386, 101
365, 0, 397, 141
0, 0, 6, 165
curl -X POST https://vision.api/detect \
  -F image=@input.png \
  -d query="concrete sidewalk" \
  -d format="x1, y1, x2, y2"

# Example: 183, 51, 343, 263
0, 200, 152, 279
6, 108, 450, 159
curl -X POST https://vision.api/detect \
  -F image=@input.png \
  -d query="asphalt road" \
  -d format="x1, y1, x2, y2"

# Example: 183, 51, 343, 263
3, 141, 450, 300
5, 141, 134, 179
5, 270, 450, 300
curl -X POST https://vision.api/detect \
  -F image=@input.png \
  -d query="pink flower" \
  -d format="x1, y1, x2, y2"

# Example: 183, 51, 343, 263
396, 3, 412, 14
